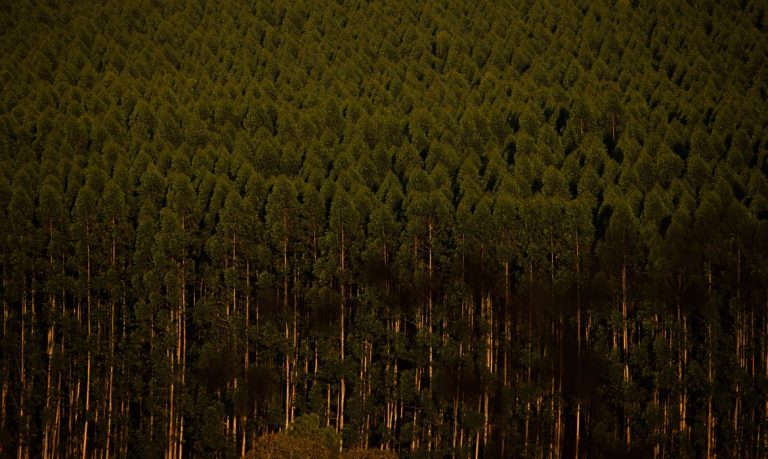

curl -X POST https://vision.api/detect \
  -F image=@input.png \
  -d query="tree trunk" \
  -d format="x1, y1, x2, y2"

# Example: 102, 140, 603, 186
82, 241, 91, 459
284, 232, 290, 431
19, 291, 27, 459
339, 225, 345, 442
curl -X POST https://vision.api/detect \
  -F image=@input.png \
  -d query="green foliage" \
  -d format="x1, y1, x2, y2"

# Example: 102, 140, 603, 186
288, 414, 341, 455
1, 0, 767, 458
249, 433, 331, 459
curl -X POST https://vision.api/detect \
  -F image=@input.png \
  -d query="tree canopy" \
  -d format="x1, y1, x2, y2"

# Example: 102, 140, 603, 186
1, 0, 767, 458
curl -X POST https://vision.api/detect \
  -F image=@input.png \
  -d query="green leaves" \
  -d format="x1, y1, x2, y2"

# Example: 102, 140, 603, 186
2, 1, 767, 457
265, 176, 300, 250
100, 179, 128, 225
72, 183, 99, 235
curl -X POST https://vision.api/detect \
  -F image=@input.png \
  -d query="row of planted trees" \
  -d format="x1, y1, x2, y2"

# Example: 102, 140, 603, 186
2, 135, 768, 457
1, 0, 767, 457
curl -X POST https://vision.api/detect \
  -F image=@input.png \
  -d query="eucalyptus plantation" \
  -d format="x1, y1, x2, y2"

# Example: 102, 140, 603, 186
1, 0, 767, 458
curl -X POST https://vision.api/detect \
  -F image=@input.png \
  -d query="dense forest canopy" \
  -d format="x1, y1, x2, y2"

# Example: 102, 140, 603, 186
1, 0, 768, 457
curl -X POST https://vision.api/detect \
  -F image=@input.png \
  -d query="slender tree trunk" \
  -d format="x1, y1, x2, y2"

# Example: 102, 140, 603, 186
428, 222, 433, 388
243, 259, 250, 458
18, 291, 27, 459
43, 304, 54, 458
474, 396, 481, 459
326, 383, 331, 427
283, 232, 290, 431
179, 264, 186, 459
53, 370, 62, 459
339, 225, 345, 442
576, 230, 581, 356
83, 241, 91, 459
575, 401, 581, 459
1, 283, 7, 459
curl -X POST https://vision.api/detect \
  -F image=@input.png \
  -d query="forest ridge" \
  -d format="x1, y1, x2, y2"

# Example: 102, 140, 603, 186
1, 0, 767, 458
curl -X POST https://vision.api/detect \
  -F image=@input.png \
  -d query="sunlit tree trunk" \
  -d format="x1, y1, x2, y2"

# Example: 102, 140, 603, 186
338, 225, 345, 442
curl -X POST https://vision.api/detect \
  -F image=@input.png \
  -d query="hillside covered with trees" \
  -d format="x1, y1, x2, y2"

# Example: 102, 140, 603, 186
1, 0, 768, 457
